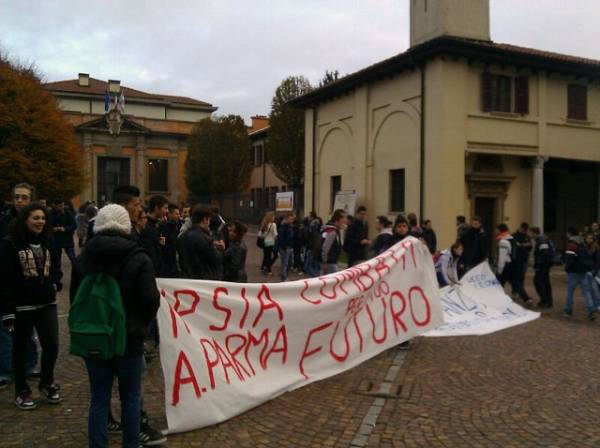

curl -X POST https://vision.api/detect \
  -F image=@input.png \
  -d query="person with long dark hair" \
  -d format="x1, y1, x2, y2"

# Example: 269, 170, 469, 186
224, 221, 248, 282
259, 211, 278, 275
0, 203, 62, 410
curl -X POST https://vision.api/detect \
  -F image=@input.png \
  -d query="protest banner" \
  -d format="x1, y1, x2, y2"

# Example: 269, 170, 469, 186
425, 262, 540, 337
156, 237, 443, 433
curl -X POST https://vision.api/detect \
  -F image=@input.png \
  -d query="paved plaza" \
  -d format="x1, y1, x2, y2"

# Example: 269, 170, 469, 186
1, 233, 600, 447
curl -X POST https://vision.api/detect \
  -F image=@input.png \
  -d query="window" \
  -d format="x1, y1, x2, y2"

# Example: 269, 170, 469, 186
568, 84, 587, 120
330, 175, 341, 211
97, 157, 130, 202
390, 169, 405, 212
253, 144, 264, 166
481, 73, 529, 114
148, 159, 168, 192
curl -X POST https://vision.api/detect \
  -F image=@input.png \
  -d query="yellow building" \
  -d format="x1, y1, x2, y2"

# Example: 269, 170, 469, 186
44, 74, 216, 205
247, 116, 288, 211
292, 0, 600, 249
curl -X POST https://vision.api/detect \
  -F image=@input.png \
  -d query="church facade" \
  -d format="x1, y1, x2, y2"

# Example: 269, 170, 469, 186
44, 74, 216, 205
293, 0, 600, 249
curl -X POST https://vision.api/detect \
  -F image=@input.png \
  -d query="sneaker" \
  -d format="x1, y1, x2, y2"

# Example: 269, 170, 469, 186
108, 418, 122, 434
38, 383, 61, 404
398, 341, 411, 351
27, 369, 41, 379
15, 391, 36, 410
562, 311, 572, 318
588, 312, 596, 322
139, 421, 167, 446
0, 379, 8, 390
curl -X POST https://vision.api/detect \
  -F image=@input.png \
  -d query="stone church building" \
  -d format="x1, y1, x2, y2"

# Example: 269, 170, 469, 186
292, 0, 600, 249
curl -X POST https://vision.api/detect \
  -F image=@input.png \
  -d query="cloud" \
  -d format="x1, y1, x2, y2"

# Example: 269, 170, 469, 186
0, 0, 598, 121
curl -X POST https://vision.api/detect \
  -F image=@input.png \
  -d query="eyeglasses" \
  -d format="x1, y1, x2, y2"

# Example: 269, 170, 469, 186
14, 194, 31, 200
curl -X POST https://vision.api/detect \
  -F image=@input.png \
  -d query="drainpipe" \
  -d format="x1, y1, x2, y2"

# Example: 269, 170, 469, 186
311, 107, 317, 214
419, 62, 426, 221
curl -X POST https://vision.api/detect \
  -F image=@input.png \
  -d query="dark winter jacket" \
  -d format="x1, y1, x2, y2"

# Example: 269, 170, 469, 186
140, 216, 163, 275
422, 228, 437, 254
533, 235, 553, 270
277, 222, 295, 250
512, 230, 532, 263
0, 234, 62, 321
159, 220, 179, 277
579, 244, 600, 274
564, 235, 585, 273
181, 226, 223, 280
372, 228, 393, 256
460, 226, 488, 268
320, 224, 342, 264
390, 232, 410, 246
223, 241, 248, 283
0, 208, 17, 239
49, 209, 77, 249
70, 233, 160, 357
344, 219, 369, 263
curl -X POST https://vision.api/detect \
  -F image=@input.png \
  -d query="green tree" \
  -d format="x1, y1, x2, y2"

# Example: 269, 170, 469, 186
319, 69, 340, 87
0, 53, 84, 200
185, 115, 252, 200
267, 76, 312, 190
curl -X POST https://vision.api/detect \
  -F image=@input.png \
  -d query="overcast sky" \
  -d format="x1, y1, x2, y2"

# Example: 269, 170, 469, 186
1, 0, 598, 122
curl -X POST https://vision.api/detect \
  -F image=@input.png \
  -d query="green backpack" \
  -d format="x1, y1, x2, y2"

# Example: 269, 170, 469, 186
68, 273, 127, 360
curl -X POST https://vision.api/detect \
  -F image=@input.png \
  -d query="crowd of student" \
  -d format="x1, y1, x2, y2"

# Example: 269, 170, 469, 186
1, 180, 599, 447
0, 182, 252, 447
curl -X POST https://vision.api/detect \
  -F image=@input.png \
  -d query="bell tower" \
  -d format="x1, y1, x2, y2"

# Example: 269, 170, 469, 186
410, 0, 491, 47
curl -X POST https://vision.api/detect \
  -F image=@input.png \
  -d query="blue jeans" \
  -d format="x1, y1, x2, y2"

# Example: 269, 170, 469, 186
85, 356, 143, 448
586, 272, 600, 308
565, 272, 595, 314
303, 252, 321, 278
279, 248, 294, 280
0, 328, 38, 381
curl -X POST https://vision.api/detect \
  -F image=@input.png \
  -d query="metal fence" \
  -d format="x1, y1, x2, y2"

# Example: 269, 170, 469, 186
189, 188, 305, 225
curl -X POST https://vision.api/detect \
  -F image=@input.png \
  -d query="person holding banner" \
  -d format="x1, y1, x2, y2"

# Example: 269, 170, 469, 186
435, 241, 463, 287
391, 215, 410, 245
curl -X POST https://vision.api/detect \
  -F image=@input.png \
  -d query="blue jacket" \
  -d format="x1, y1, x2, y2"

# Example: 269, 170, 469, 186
277, 222, 295, 249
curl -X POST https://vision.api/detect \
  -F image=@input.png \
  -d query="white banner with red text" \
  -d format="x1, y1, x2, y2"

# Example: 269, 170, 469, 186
424, 262, 540, 337
156, 237, 443, 433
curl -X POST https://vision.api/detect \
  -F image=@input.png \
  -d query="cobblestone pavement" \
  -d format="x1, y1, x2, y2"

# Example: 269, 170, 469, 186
1, 232, 599, 447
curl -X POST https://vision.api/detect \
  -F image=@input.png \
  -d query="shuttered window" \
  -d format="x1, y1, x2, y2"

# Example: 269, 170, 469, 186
481, 73, 529, 114
568, 84, 587, 120
514, 76, 529, 114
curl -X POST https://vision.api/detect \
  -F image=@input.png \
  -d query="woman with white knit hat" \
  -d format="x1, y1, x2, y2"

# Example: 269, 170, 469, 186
71, 204, 160, 448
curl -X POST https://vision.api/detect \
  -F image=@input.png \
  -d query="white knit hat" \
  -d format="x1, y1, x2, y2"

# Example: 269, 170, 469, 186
94, 204, 132, 235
